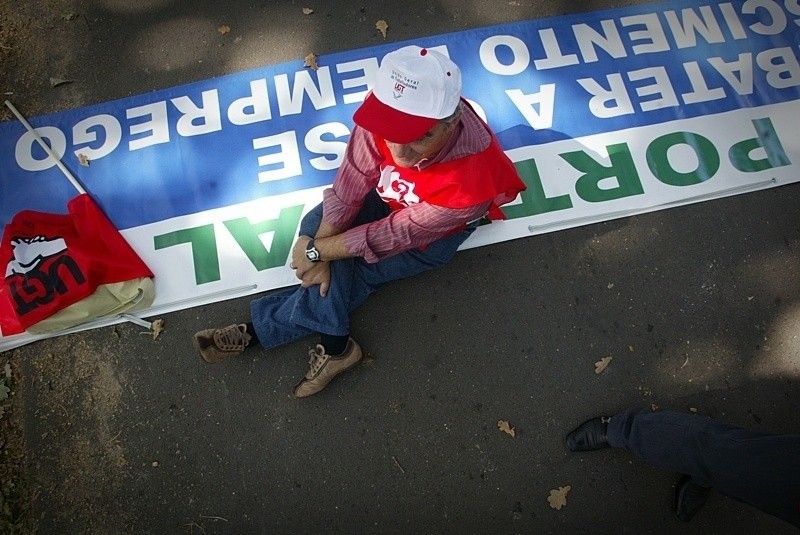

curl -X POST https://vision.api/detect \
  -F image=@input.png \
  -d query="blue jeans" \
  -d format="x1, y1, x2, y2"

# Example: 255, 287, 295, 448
607, 406, 800, 527
250, 191, 477, 349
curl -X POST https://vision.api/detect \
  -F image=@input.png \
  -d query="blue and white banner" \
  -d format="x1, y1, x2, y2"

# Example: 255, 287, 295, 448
2, 0, 799, 350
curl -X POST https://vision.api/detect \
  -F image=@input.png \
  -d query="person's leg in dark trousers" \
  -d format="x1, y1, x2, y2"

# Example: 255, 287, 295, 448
606, 407, 800, 527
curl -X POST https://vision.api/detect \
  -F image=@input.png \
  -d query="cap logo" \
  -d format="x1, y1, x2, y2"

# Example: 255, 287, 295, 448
390, 69, 419, 99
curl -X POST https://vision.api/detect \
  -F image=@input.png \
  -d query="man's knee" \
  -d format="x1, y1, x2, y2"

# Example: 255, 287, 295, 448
299, 202, 324, 236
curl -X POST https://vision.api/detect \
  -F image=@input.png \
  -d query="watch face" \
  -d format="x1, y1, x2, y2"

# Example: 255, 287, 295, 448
305, 247, 320, 262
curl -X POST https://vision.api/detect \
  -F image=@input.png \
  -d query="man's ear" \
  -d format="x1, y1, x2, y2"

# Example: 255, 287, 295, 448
453, 103, 463, 122
445, 103, 463, 128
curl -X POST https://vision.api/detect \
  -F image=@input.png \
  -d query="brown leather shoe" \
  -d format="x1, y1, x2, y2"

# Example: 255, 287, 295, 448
193, 324, 252, 363
293, 338, 362, 398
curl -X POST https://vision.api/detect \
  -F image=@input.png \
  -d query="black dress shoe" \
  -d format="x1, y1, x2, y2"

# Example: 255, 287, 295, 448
566, 416, 611, 451
674, 475, 711, 522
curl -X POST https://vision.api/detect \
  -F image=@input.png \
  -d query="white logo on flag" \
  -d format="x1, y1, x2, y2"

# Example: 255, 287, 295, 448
5, 236, 67, 277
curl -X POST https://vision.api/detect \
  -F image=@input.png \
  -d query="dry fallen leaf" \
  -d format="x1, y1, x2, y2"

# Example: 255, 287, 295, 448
49, 77, 74, 88
497, 419, 516, 438
304, 53, 319, 71
547, 485, 571, 510
218, 25, 231, 35
302, 7, 314, 14
376, 19, 389, 38
78, 153, 90, 166
594, 356, 613, 374
150, 318, 165, 340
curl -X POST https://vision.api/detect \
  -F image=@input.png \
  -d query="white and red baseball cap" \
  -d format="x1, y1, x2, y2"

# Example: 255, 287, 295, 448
353, 45, 462, 144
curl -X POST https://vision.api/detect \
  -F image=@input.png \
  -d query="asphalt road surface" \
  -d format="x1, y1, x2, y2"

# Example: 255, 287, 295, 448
2, 0, 798, 533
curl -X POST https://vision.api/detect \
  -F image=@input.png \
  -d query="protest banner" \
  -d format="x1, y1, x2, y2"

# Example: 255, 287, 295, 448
1, 0, 798, 351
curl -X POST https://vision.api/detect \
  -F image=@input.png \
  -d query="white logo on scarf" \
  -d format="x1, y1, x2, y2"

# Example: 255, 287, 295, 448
376, 165, 420, 207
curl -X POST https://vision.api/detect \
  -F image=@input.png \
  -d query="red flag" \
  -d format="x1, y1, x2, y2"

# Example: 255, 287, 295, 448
0, 194, 154, 335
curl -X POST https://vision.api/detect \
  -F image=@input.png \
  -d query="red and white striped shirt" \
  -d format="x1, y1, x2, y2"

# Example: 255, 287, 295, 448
323, 105, 494, 263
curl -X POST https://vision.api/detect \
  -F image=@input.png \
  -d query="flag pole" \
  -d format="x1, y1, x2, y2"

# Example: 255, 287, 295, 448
4, 100, 87, 195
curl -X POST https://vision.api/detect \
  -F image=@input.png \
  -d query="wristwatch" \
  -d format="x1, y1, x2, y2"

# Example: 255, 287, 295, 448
305, 238, 322, 262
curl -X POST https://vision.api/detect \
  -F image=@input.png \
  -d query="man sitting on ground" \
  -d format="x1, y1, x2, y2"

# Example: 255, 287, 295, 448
193, 45, 526, 398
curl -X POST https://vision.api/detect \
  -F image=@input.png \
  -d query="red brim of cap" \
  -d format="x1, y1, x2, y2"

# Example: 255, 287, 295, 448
353, 92, 438, 144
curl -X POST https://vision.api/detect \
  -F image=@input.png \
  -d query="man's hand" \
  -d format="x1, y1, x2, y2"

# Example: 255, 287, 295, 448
291, 235, 331, 297
298, 261, 331, 296
291, 235, 313, 271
